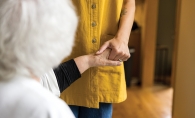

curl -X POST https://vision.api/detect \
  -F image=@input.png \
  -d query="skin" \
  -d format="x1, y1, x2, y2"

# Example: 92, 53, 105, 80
96, 0, 135, 62
74, 49, 121, 74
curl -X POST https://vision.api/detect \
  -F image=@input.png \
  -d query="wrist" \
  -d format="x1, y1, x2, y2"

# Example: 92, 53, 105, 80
115, 31, 130, 45
74, 55, 91, 74
114, 36, 129, 45
86, 54, 95, 67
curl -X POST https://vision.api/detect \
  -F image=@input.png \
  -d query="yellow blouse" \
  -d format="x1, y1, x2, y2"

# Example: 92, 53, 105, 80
60, 0, 127, 108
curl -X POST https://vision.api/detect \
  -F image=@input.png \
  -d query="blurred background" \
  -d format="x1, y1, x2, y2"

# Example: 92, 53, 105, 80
112, 0, 195, 118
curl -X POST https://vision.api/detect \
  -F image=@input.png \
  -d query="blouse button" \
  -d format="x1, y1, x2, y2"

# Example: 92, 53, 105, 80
92, 38, 97, 43
91, 3, 96, 9
91, 22, 97, 27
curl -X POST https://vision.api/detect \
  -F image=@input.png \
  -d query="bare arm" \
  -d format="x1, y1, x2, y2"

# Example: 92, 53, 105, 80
96, 0, 135, 61
117, 0, 136, 44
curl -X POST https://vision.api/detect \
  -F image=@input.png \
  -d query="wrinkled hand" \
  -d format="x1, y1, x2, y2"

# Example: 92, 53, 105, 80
96, 38, 131, 61
90, 49, 121, 67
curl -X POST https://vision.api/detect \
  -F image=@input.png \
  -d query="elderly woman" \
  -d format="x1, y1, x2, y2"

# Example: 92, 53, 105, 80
0, 0, 120, 118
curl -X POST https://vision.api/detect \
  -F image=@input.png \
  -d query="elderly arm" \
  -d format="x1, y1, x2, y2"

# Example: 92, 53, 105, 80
96, 0, 135, 61
54, 49, 120, 92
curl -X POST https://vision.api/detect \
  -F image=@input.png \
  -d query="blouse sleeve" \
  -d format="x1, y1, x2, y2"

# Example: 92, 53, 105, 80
53, 59, 81, 93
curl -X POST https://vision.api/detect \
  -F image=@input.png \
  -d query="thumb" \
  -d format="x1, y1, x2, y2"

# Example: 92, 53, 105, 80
96, 42, 110, 55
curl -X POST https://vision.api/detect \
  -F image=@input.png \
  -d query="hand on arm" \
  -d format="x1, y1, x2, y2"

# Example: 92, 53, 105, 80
96, 0, 135, 61
74, 49, 121, 74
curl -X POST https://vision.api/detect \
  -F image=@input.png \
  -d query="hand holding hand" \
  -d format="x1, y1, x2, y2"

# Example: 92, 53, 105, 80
89, 49, 121, 67
74, 49, 121, 74
96, 37, 131, 61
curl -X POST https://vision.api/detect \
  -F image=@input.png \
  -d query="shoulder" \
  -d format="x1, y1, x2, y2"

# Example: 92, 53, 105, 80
0, 78, 74, 118
23, 79, 75, 118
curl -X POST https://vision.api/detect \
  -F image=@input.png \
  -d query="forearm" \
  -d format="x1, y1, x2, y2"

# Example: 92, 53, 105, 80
53, 56, 90, 93
116, 0, 135, 44
54, 55, 92, 91
74, 55, 92, 74
54, 50, 120, 92
54, 59, 81, 92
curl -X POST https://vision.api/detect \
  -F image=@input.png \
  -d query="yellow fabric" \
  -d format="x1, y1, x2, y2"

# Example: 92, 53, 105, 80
60, 0, 127, 108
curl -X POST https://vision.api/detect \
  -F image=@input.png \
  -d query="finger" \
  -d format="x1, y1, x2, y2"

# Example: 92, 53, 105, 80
125, 53, 131, 61
96, 42, 110, 55
102, 49, 111, 59
120, 57, 127, 61
120, 53, 131, 61
113, 53, 125, 61
105, 60, 121, 66
108, 49, 118, 60
117, 51, 131, 61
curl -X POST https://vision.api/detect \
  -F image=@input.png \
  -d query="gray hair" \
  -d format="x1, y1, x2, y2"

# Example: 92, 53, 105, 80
0, 0, 78, 79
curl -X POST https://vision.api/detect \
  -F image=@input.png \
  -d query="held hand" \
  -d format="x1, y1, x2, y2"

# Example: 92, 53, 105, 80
96, 38, 131, 61
74, 49, 121, 74
90, 49, 121, 67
